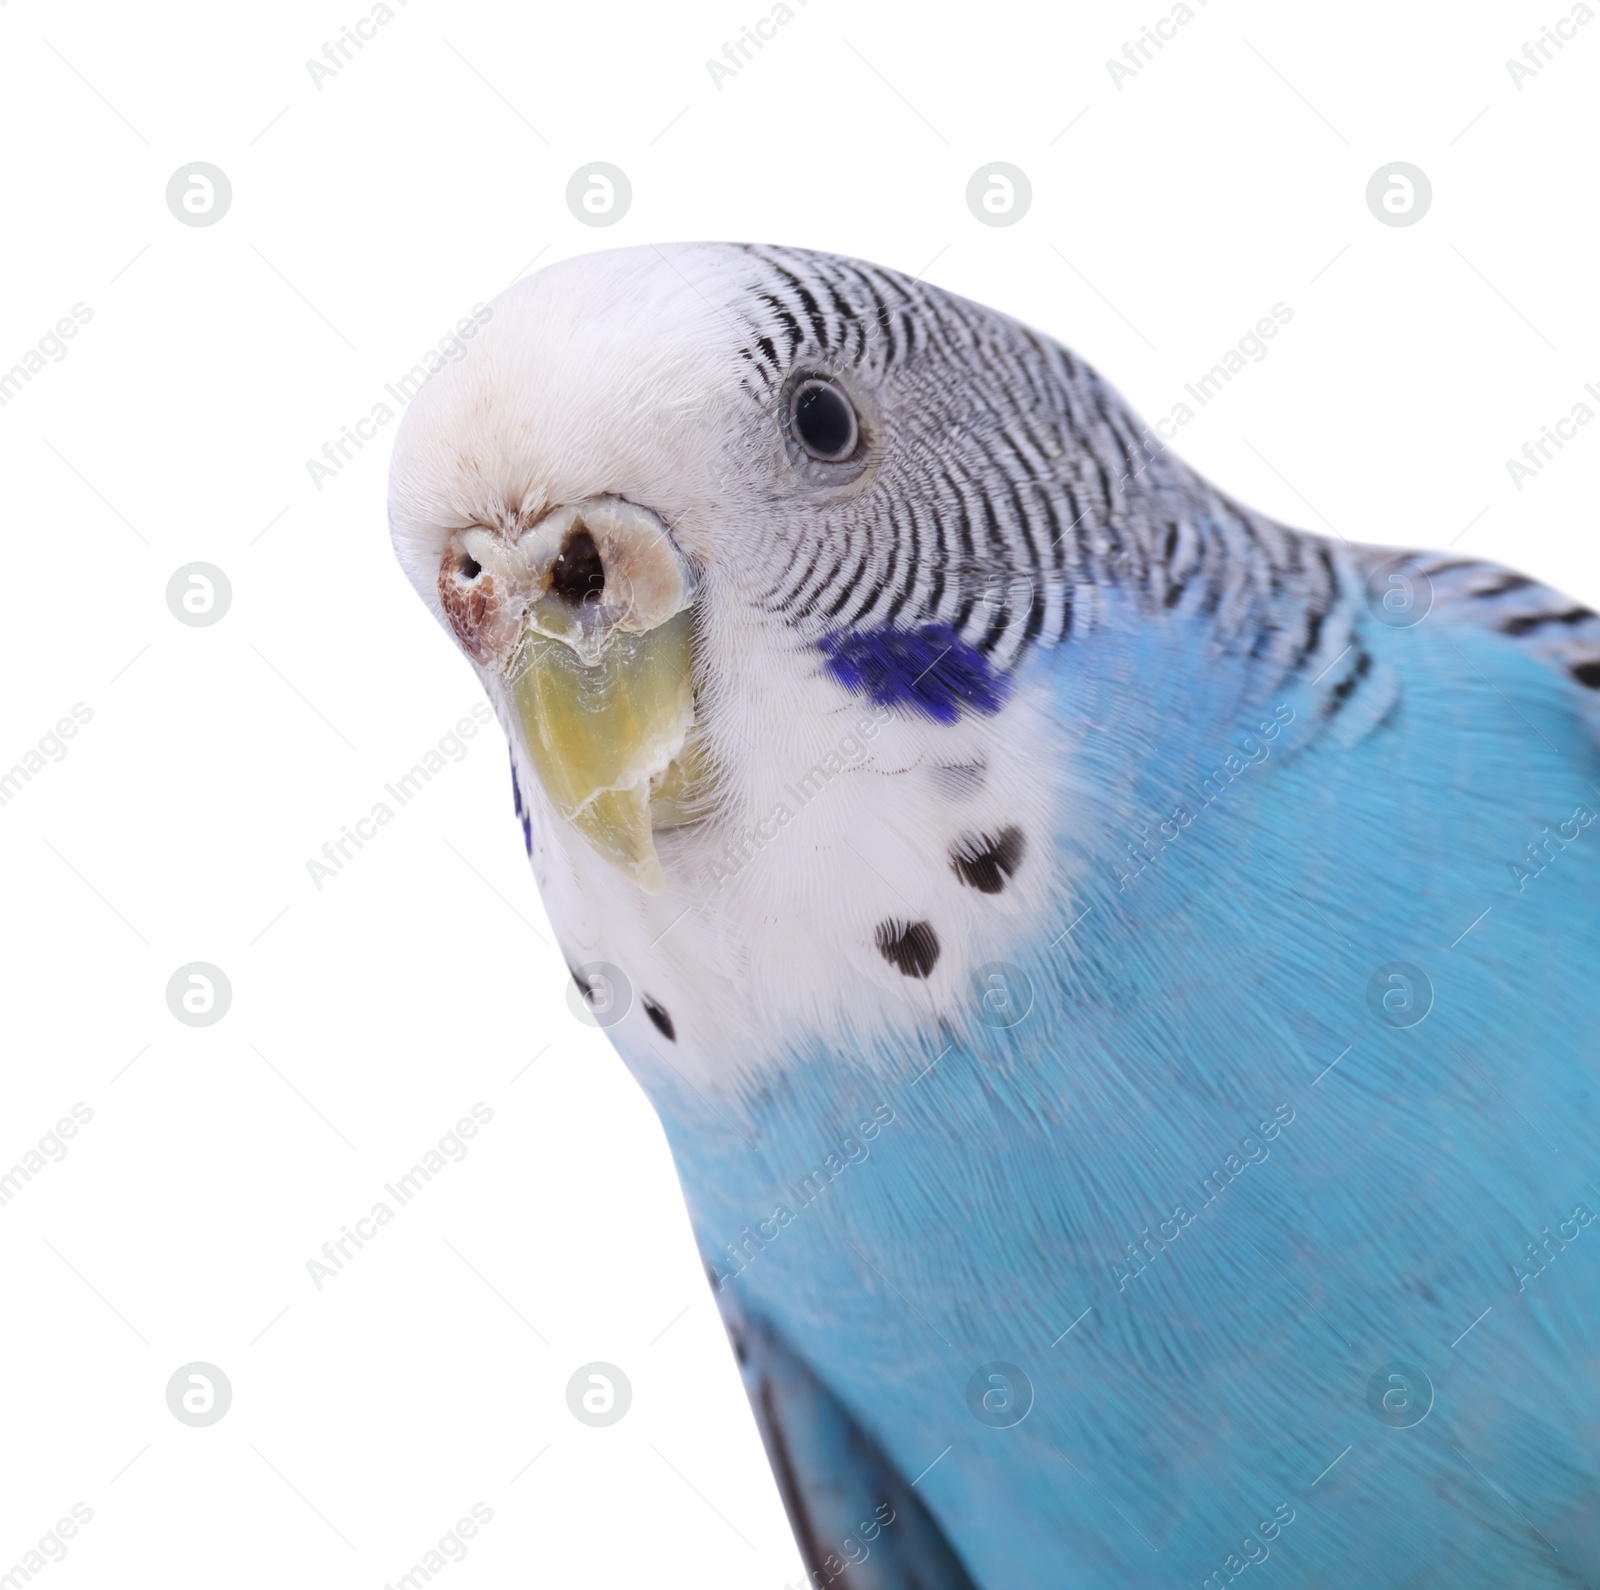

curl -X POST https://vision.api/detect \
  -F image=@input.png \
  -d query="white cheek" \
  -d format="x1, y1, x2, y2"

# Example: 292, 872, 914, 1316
519, 654, 1081, 1093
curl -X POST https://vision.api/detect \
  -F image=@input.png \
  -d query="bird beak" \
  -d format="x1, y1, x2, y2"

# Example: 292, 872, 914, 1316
437, 498, 705, 892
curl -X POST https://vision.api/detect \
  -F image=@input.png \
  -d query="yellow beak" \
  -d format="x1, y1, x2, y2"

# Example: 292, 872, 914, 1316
508, 608, 701, 892
439, 496, 706, 891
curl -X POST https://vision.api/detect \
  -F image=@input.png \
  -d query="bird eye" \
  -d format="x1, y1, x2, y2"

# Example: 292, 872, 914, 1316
789, 377, 859, 462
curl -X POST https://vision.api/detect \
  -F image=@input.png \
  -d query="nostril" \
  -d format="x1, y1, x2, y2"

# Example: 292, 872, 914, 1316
549, 528, 606, 606
438, 535, 509, 668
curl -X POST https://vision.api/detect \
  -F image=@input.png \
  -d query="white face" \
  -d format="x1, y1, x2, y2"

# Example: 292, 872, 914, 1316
389, 247, 750, 583
387, 244, 1078, 1084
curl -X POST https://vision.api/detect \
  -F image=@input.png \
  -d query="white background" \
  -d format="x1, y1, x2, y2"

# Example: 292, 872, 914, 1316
1, 1, 1596, 1585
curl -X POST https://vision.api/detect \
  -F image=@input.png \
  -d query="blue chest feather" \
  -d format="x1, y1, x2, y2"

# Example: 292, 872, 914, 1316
620, 613, 1600, 1588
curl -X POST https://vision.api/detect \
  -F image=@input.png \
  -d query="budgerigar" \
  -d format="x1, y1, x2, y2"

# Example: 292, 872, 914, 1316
387, 244, 1600, 1588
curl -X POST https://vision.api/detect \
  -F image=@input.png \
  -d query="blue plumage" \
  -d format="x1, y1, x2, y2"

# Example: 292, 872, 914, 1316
387, 242, 1600, 1588
619, 588, 1600, 1587
818, 624, 1010, 724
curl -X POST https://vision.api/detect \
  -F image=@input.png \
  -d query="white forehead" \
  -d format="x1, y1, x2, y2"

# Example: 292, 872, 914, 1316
387, 243, 758, 616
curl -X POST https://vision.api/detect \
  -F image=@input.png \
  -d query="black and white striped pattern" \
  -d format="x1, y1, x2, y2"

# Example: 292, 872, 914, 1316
722, 245, 1345, 688
1352, 550, 1600, 694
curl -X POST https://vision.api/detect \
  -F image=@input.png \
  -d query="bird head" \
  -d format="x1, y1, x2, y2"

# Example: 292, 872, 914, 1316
388, 244, 1122, 870
385, 244, 1260, 1056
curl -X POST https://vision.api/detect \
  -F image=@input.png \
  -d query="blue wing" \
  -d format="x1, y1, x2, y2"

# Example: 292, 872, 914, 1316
725, 1297, 981, 1588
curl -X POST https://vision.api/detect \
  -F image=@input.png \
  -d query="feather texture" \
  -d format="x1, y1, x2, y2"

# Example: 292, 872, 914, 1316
388, 243, 1600, 1587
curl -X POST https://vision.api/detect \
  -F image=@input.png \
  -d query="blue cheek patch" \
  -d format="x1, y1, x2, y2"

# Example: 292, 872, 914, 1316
817, 623, 1009, 724
510, 754, 532, 855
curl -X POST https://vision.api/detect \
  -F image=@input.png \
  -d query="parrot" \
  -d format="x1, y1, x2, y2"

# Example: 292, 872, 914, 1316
386, 242, 1600, 1588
